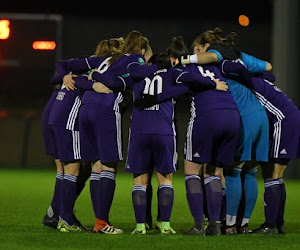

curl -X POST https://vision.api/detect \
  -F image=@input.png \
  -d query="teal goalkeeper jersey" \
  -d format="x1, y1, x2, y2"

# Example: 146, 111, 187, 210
208, 49, 267, 117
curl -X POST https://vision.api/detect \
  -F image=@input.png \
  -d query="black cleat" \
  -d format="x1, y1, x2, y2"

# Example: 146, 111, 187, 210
205, 221, 221, 236
183, 223, 205, 235
43, 214, 59, 229
252, 223, 278, 234
237, 224, 250, 234
73, 213, 93, 231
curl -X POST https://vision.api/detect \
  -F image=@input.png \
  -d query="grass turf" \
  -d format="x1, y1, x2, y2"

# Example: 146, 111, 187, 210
0, 168, 300, 249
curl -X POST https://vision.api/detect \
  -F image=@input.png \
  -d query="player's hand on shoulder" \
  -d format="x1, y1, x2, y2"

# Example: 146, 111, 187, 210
134, 94, 158, 109
214, 79, 228, 91
92, 82, 113, 94
63, 74, 77, 91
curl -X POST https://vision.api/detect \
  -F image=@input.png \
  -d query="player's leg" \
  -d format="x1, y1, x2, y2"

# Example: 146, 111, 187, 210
131, 173, 148, 235
219, 168, 226, 233
54, 127, 82, 232
156, 172, 176, 235
183, 160, 205, 235
203, 164, 223, 235
93, 162, 123, 234
253, 161, 285, 234
59, 160, 81, 232
277, 162, 287, 234
43, 158, 63, 228
92, 108, 123, 234
237, 162, 259, 233
223, 162, 243, 234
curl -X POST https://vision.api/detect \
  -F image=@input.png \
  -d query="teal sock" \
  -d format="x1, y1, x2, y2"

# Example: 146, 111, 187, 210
224, 167, 242, 224
243, 168, 258, 220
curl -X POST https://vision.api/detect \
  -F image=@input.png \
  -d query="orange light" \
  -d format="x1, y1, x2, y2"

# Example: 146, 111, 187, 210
32, 41, 56, 50
0, 19, 10, 40
238, 15, 249, 27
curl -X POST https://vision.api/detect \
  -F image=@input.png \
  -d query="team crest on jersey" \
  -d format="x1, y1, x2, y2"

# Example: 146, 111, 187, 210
138, 57, 145, 65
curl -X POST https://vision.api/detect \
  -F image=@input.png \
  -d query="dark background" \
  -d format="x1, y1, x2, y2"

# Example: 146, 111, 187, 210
0, 0, 299, 178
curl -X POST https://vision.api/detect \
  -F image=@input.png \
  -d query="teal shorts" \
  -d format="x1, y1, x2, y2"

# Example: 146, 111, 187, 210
235, 110, 269, 162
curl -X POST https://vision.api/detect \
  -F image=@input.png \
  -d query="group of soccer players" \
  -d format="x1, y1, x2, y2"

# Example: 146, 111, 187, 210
41, 28, 300, 235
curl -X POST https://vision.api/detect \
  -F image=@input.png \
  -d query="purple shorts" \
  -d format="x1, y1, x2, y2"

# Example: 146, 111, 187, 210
269, 111, 300, 159
185, 109, 240, 167
125, 134, 177, 174
53, 126, 81, 162
79, 104, 122, 163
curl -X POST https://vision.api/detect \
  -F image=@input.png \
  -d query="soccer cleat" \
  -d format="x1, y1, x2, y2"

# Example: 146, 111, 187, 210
225, 225, 238, 235
57, 218, 81, 233
252, 223, 278, 234
183, 223, 205, 235
131, 228, 147, 235
160, 226, 176, 235
93, 219, 123, 234
72, 213, 92, 232
205, 221, 221, 236
237, 224, 250, 234
42, 214, 59, 229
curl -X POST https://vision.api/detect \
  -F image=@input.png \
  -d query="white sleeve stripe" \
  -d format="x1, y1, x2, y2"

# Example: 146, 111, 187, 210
85, 58, 92, 69
176, 71, 189, 84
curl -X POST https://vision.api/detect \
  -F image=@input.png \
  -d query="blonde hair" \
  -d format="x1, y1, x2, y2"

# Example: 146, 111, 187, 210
94, 37, 124, 57
109, 30, 149, 64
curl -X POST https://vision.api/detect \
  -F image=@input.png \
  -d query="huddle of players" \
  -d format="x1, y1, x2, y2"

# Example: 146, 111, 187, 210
41, 28, 300, 235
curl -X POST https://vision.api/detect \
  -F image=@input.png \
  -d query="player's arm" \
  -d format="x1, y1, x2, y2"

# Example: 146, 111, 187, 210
181, 52, 219, 65
67, 57, 100, 72
127, 62, 159, 81
90, 71, 130, 92
218, 59, 252, 88
134, 84, 189, 109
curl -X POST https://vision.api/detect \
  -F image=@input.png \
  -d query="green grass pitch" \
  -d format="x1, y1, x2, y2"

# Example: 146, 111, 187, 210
0, 168, 300, 249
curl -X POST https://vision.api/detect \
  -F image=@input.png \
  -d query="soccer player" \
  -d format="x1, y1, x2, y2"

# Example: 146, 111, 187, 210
135, 36, 237, 235
128, 51, 228, 235
181, 28, 272, 234
70, 30, 155, 234
48, 39, 121, 233
239, 73, 300, 234
41, 73, 64, 228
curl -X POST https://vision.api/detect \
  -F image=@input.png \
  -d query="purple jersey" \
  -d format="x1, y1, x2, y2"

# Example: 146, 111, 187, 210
183, 64, 238, 115
250, 77, 299, 119
49, 58, 95, 130
80, 54, 146, 112
130, 67, 187, 136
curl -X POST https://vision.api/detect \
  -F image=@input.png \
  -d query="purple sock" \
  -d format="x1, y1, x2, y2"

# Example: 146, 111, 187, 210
50, 173, 63, 216
264, 179, 281, 226
277, 178, 286, 225
185, 175, 203, 223
98, 171, 116, 222
60, 174, 77, 225
158, 184, 174, 222
204, 176, 223, 222
90, 172, 101, 218
132, 185, 147, 223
